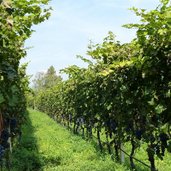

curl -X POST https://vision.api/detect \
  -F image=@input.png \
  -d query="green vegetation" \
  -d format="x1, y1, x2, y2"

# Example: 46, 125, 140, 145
29, 1, 171, 170
1, 0, 171, 170
0, 0, 51, 166
9, 109, 171, 171
11, 109, 128, 171
33, 66, 62, 92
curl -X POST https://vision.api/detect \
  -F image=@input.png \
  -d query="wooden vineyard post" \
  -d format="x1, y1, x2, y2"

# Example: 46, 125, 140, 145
120, 143, 125, 164
0, 112, 4, 135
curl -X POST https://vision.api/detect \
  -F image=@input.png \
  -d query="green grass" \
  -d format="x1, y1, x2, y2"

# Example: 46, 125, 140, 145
91, 128, 171, 171
10, 109, 171, 171
92, 128, 171, 171
10, 109, 128, 171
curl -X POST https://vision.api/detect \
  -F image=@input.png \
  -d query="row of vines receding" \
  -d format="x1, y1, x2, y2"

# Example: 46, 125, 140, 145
0, 0, 51, 169
31, 1, 171, 171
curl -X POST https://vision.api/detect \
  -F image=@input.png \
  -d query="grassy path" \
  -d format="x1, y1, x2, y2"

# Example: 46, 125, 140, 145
11, 109, 127, 171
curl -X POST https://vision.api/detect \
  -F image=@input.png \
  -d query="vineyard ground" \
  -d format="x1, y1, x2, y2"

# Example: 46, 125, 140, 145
61, 120, 171, 171
91, 129, 171, 171
8, 109, 171, 171
10, 109, 128, 171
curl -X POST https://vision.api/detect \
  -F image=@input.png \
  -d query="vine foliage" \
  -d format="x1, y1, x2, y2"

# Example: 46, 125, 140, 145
0, 0, 51, 166
32, 1, 171, 171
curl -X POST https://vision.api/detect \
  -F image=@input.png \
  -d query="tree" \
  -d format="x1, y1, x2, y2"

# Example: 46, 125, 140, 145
33, 71, 46, 92
33, 66, 62, 92
44, 66, 62, 89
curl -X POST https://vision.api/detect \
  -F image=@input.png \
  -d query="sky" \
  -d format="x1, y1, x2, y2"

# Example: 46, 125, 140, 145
21, 0, 160, 80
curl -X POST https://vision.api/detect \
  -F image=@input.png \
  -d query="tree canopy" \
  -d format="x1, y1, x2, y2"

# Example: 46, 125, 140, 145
33, 65, 62, 92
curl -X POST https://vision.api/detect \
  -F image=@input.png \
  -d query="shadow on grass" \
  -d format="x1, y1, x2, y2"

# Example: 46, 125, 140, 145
10, 110, 42, 171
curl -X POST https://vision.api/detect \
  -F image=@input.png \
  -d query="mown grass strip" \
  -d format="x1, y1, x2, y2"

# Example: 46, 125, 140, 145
10, 109, 128, 171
